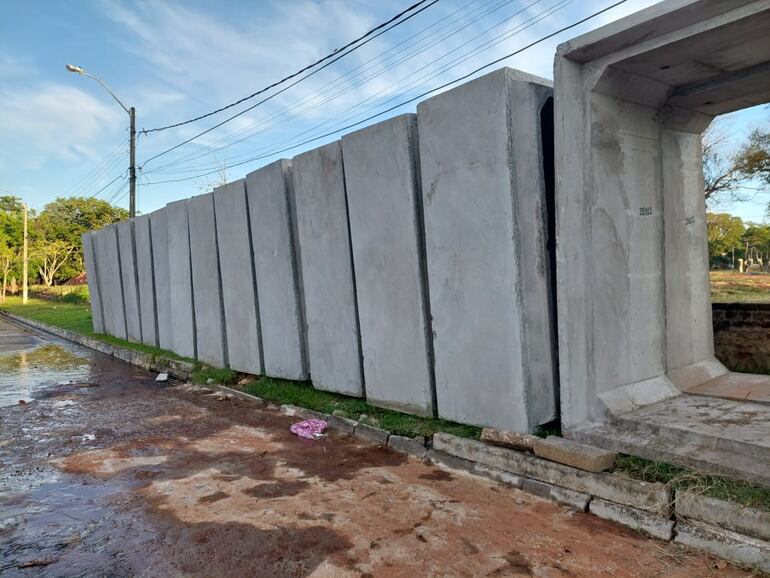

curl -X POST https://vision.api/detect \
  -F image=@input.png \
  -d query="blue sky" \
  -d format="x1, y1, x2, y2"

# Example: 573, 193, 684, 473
1, 0, 767, 219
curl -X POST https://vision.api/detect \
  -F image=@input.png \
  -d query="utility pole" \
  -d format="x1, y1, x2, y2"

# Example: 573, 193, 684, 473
22, 202, 28, 304
129, 107, 136, 218
66, 64, 136, 217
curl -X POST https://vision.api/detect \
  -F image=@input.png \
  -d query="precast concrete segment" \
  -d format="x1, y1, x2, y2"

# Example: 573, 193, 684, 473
245, 160, 308, 380
554, 0, 770, 429
91, 225, 127, 340
150, 208, 172, 351
291, 141, 363, 396
188, 192, 227, 367
116, 220, 142, 343
417, 68, 556, 432
166, 199, 196, 359
213, 180, 261, 374
134, 214, 158, 347
341, 114, 435, 417
81, 231, 104, 334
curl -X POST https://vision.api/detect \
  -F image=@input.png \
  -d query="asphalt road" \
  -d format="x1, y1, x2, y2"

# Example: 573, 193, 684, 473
0, 317, 751, 577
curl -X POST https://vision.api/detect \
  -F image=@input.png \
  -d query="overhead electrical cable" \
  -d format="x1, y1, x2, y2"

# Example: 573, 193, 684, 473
143, 0, 628, 186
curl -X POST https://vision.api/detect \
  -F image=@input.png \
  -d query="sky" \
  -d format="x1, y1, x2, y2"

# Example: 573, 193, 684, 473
1, 0, 768, 219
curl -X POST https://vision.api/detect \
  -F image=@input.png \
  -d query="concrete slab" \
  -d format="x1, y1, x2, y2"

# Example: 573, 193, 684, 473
589, 499, 674, 541
245, 160, 307, 380
116, 220, 142, 343
81, 232, 104, 334
417, 68, 556, 432
188, 192, 227, 367
291, 141, 363, 395
533, 436, 616, 472
676, 489, 770, 542
685, 372, 770, 404
149, 208, 172, 351
166, 200, 196, 359
213, 180, 262, 374
342, 114, 435, 417
133, 214, 158, 347
91, 225, 127, 340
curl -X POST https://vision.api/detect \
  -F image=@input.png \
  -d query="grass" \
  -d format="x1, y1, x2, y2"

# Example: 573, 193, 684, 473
710, 270, 770, 303
232, 376, 482, 440
0, 294, 192, 363
614, 455, 770, 511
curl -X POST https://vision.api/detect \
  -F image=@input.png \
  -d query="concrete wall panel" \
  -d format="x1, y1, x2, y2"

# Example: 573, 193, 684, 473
213, 180, 262, 374
92, 225, 127, 340
417, 68, 556, 432
188, 192, 227, 367
166, 200, 196, 359
150, 208, 172, 351
134, 214, 158, 347
292, 142, 363, 395
81, 231, 104, 334
116, 220, 142, 343
245, 160, 308, 380
341, 114, 435, 416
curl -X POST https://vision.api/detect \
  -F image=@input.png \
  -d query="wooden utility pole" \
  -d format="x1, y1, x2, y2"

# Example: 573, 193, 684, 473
22, 202, 28, 304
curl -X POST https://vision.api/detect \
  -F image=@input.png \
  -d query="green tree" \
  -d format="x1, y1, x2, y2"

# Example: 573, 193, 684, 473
707, 212, 744, 260
0, 195, 24, 298
33, 197, 127, 283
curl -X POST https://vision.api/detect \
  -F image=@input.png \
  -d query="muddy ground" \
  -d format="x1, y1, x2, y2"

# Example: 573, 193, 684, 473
0, 318, 752, 577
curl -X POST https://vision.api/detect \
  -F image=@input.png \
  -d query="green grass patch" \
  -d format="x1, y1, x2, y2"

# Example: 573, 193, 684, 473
190, 366, 239, 386
239, 376, 481, 440
614, 454, 770, 511
0, 295, 192, 363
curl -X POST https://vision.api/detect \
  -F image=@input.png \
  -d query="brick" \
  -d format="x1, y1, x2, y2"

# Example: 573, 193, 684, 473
533, 436, 616, 472
589, 499, 673, 540
481, 428, 537, 451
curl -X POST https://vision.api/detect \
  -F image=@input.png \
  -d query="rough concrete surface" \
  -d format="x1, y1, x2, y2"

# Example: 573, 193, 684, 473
213, 180, 262, 375
433, 433, 670, 513
342, 114, 435, 416
676, 490, 770, 542
521, 478, 591, 511
188, 193, 228, 367
166, 199, 196, 359
533, 436, 617, 472
149, 208, 172, 351
417, 67, 556, 432
245, 160, 308, 380
589, 499, 674, 541
133, 214, 158, 347
0, 317, 754, 577
291, 141, 363, 396
91, 226, 127, 340
116, 220, 142, 343
80, 232, 104, 334
481, 428, 537, 452
675, 520, 770, 574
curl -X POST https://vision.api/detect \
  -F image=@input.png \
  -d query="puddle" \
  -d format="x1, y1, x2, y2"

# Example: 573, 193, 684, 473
0, 344, 91, 407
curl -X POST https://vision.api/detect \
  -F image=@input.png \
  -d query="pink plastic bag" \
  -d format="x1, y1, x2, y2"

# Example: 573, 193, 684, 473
290, 418, 327, 440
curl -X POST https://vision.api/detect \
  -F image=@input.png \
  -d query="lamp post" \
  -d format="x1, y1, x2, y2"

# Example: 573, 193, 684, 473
66, 64, 136, 218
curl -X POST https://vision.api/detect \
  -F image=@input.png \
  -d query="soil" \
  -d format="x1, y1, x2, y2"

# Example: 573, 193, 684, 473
0, 318, 754, 577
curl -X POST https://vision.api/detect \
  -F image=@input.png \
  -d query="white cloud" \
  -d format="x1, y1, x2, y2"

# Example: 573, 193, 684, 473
0, 83, 123, 164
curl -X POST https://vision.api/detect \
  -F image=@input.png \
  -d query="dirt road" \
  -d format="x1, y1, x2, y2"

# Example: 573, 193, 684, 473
0, 318, 750, 577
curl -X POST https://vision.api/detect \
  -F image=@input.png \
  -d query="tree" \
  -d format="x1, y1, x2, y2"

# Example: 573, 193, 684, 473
707, 212, 744, 259
33, 197, 127, 283
32, 239, 75, 287
703, 122, 746, 201
0, 195, 24, 298
0, 238, 16, 303
736, 128, 770, 186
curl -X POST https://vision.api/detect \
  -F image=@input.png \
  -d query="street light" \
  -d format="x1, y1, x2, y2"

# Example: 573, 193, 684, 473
66, 63, 136, 218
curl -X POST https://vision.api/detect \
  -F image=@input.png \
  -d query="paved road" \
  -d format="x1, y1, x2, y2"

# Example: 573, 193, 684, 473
0, 318, 750, 577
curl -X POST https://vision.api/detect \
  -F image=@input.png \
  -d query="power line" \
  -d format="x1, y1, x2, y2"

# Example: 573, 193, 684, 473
147, 0, 520, 174
88, 171, 128, 200
61, 138, 129, 197
143, 0, 628, 186
150, 0, 557, 177
141, 0, 439, 135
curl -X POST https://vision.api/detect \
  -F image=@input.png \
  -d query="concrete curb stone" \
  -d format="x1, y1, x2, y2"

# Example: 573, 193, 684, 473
387, 435, 428, 459
522, 478, 591, 511
675, 519, 770, 573
589, 498, 674, 541
354, 423, 391, 446
533, 436, 616, 472
676, 489, 770, 542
